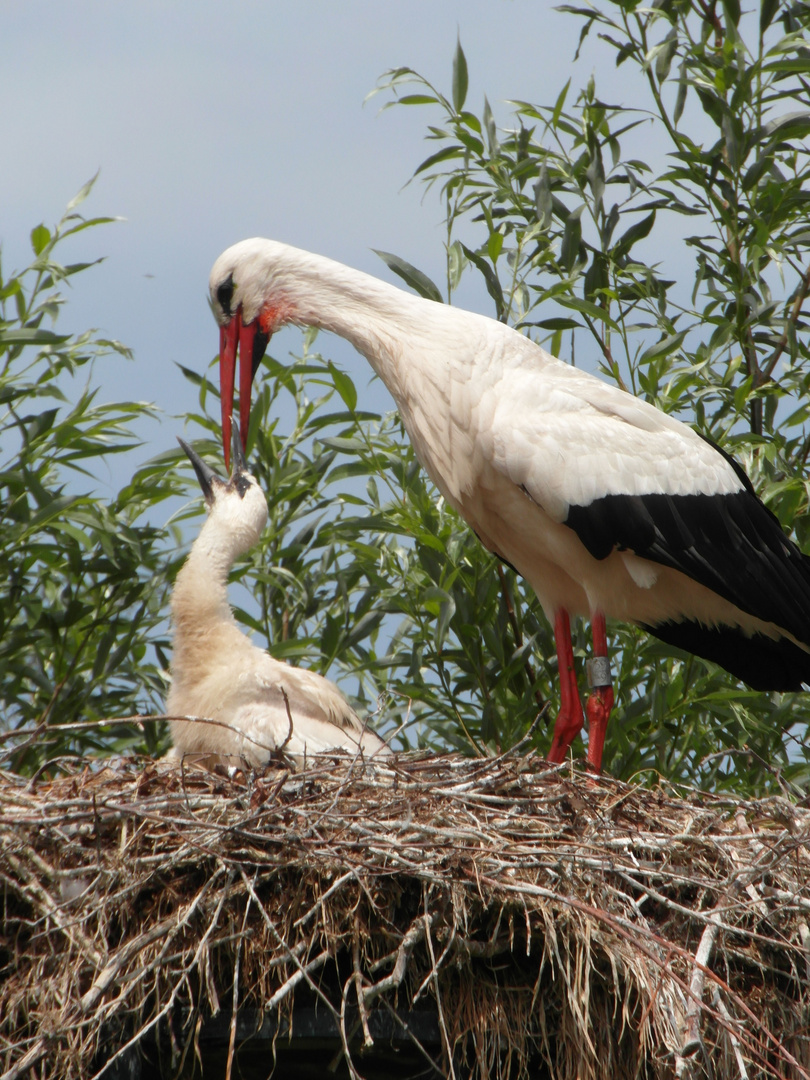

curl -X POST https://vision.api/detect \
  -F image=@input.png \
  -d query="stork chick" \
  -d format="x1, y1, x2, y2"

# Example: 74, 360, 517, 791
167, 430, 388, 769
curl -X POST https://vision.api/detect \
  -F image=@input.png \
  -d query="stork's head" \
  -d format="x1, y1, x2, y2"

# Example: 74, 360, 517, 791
178, 423, 268, 556
209, 239, 300, 469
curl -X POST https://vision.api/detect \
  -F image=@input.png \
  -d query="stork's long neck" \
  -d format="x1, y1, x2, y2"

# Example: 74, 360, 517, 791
278, 251, 437, 402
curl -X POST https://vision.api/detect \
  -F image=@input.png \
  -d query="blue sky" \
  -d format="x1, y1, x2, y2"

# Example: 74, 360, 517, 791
1, 1, 652, 491
0, 2, 734, 739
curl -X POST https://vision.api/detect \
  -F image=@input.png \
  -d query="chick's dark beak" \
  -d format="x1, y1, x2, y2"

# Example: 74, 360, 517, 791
177, 438, 225, 506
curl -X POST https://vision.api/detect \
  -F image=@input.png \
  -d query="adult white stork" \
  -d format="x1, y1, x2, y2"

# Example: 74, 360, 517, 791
207, 238, 810, 772
167, 426, 389, 769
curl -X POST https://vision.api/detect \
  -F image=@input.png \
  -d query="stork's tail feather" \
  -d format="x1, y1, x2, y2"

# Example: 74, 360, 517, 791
642, 618, 810, 692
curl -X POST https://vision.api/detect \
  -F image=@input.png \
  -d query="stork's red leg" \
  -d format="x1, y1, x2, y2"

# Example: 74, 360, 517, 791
547, 609, 584, 763
585, 611, 613, 774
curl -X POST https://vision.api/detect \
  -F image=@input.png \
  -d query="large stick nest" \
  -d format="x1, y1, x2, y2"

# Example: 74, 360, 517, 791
2, 749, 810, 1080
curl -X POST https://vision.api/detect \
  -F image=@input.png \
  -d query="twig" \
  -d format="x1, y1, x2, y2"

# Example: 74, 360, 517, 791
679, 910, 722, 1057
263, 949, 330, 1012
0, 1040, 47, 1080
712, 986, 750, 1080
278, 687, 294, 751
362, 915, 437, 1008
422, 885, 457, 1080
239, 869, 342, 1027
761, 262, 810, 382
225, 874, 254, 1080
294, 869, 359, 928
473, 871, 810, 1080
375, 997, 445, 1076
353, 924, 373, 1048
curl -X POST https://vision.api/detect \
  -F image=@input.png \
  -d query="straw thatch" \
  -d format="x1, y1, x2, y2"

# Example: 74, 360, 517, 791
2, 743, 810, 1080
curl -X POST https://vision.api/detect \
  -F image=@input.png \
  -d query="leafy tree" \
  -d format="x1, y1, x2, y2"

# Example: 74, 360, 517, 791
365, 0, 810, 788
4, 2, 809, 798
0, 181, 183, 772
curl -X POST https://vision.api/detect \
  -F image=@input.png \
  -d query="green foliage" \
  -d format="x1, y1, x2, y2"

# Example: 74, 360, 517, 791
367, 1, 810, 790
0, 181, 182, 772
4, 3, 809, 798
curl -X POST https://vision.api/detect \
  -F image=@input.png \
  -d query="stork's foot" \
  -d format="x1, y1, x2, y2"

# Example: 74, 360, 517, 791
547, 696, 584, 763
585, 683, 614, 774
584, 612, 613, 774
546, 609, 614, 770
547, 609, 584, 764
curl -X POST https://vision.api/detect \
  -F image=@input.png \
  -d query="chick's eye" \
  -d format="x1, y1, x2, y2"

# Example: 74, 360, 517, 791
234, 475, 252, 499
216, 275, 235, 317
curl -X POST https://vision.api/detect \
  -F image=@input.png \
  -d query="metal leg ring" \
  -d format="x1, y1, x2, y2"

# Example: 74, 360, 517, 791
586, 656, 612, 689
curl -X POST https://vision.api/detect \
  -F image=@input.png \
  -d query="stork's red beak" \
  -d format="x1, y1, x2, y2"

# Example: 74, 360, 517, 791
219, 309, 270, 470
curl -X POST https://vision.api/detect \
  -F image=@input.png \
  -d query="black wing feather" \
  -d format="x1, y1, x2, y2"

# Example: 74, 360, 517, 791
565, 482, 810, 648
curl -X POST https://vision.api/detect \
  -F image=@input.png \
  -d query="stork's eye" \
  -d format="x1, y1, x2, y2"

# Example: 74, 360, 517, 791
216, 275, 235, 317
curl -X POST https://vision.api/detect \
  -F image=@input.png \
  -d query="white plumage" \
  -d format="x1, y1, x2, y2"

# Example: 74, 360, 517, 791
207, 238, 810, 772
167, 430, 389, 770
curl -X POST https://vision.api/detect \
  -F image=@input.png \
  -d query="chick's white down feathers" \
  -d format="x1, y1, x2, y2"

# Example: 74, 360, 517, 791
167, 448, 388, 768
